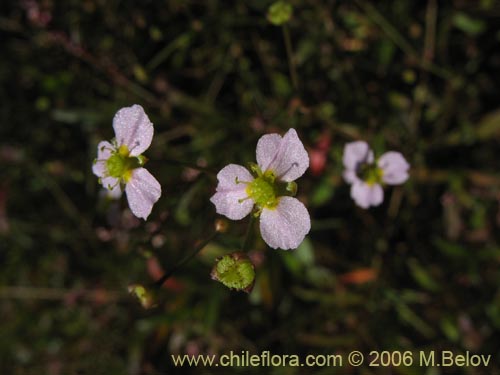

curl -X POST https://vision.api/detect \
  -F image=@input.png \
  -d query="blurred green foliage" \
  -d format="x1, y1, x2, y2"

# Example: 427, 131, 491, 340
1, 0, 500, 374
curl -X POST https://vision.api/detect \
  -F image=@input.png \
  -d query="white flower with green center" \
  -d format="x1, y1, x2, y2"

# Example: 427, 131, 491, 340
210, 129, 310, 250
92, 105, 161, 220
343, 141, 409, 209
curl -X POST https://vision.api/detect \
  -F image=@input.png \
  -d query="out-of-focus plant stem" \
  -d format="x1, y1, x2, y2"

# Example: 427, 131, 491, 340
241, 214, 255, 252
161, 159, 217, 176
154, 231, 219, 288
0, 286, 123, 301
356, 0, 452, 80
283, 25, 299, 91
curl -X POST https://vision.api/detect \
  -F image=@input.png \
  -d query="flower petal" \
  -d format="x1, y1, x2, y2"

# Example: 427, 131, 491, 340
210, 164, 254, 220
214, 164, 254, 192
343, 141, 373, 171
96, 140, 114, 160
100, 176, 120, 191
106, 185, 123, 199
92, 141, 114, 178
125, 168, 161, 220
342, 170, 360, 184
259, 196, 310, 250
256, 129, 309, 182
113, 105, 154, 156
378, 151, 410, 185
256, 133, 282, 172
351, 181, 383, 209
210, 191, 254, 221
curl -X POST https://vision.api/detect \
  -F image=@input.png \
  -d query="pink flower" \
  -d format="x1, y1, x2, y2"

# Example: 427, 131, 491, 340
93, 105, 161, 220
211, 129, 310, 250
343, 141, 409, 209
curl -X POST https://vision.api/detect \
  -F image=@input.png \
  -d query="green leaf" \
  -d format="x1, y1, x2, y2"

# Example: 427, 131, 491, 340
440, 316, 459, 342
311, 179, 334, 207
407, 258, 441, 292
395, 302, 434, 338
433, 238, 468, 259
453, 12, 486, 36
476, 109, 500, 140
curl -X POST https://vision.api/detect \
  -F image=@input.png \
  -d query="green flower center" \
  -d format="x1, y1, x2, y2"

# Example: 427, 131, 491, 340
105, 145, 145, 182
246, 171, 279, 209
358, 163, 383, 185
244, 165, 298, 210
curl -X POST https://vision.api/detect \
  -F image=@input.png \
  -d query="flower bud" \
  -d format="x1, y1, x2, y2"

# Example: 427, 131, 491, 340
215, 218, 229, 233
128, 284, 156, 309
267, 1, 293, 26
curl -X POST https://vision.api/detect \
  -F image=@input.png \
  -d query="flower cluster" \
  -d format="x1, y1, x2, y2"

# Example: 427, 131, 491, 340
210, 129, 310, 250
92, 105, 411, 293
92, 105, 161, 220
342, 141, 410, 208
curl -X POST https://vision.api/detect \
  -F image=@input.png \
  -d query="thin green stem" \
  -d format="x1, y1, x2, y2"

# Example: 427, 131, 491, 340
356, 0, 453, 80
282, 25, 299, 91
27, 161, 96, 252
241, 214, 255, 252
0, 286, 122, 301
153, 231, 219, 288
423, 0, 437, 64
160, 159, 217, 176
357, 1, 415, 56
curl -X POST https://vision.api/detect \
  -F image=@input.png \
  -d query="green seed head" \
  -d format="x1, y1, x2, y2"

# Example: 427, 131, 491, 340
211, 253, 255, 293
267, 1, 293, 26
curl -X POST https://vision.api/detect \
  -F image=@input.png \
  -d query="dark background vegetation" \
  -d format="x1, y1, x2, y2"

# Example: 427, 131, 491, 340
2, 0, 500, 374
